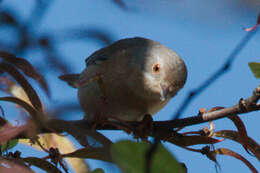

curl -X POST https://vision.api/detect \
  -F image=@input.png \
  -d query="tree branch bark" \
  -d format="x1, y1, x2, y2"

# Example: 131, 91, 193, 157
17, 85, 260, 144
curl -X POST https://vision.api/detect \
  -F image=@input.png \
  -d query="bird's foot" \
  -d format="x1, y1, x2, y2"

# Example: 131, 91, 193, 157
133, 114, 153, 140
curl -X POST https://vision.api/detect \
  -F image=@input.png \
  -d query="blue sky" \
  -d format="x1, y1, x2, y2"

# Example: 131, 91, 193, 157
1, 0, 260, 172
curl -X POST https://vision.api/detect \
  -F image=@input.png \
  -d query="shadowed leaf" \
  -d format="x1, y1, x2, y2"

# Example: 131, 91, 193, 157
111, 140, 184, 173
62, 28, 114, 46
0, 51, 50, 96
0, 159, 33, 173
20, 133, 90, 173
0, 96, 37, 117
29, 0, 52, 25
1, 139, 18, 152
23, 157, 62, 173
0, 123, 27, 144
62, 147, 112, 162
0, 63, 42, 111
249, 62, 260, 79
168, 135, 221, 147
112, 0, 127, 9
91, 168, 105, 173
0, 10, 18, 26
38, 37, 72, 73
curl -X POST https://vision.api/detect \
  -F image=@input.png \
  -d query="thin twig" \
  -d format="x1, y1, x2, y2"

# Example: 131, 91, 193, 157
172, 29, 258, 120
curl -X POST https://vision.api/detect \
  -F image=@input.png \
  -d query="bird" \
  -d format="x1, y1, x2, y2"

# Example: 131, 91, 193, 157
59, 37, 187, 122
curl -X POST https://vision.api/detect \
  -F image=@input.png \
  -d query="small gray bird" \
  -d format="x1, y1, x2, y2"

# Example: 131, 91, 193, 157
60, 37, 187, 122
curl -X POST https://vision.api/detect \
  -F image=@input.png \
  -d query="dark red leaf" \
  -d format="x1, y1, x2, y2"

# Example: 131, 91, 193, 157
0, 51, 50, 96
228, 115, 249, 153
0, 123, 27, 144
213, 148, 258, 173
0, 159, 34, 173
213, 130, 260, 161
0, 96, 37, 117
0, 63, 42, 111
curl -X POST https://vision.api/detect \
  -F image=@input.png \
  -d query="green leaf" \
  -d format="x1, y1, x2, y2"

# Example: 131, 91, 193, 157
111, 140, 184, 173
91, 168, 105, 173
248, 62, 260, 78
1, 139, 18, 152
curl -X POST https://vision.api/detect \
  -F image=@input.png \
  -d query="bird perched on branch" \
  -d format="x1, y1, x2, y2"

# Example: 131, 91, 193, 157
59, 37, 187, 122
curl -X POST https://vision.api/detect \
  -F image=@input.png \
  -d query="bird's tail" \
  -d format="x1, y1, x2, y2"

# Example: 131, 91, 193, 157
59, 74, 80, 88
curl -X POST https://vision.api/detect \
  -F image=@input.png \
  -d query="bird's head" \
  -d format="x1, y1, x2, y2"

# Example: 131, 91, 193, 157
127, 38, 187, 101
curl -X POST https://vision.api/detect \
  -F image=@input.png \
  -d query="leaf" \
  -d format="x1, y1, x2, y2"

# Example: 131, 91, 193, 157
111, 140, 184, 173
20, 133, 90, 173
0, 158, 34, 173
168, 135, 221, 147
213, 130, 260, 161
0, 51, 50, 96
91, 168, 105, 173
0, 96, 37, 117
62, 147, 111, 162
1, 139, 18, 152
0, 63, 42, 111
0, 119, 19, 152
0, 11, 18, 26
113, 0, 127, 9
0, 123, 27, 144
23, 157, 62, 173
248, 62, 260, 78
212, 148, 258, 173
228, 115, 249, 153
64, 27, 114, 46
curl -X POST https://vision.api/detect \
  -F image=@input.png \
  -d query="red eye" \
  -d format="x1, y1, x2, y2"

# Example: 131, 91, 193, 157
152, 63, 160, 73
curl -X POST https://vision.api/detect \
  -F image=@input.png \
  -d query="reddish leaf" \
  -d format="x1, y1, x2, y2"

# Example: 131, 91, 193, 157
0, 63, 42, 111
228, 115, 249, 153
0, 51, 50, 96
0, 116, 7, 126
212, 148, 258, 173
213, 130, 260, 161
0, 123, 27, 144
0, 159, 34, 173
244, 13, 260, 32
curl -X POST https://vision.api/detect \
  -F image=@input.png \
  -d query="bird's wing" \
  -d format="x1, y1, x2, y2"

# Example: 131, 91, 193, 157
85, 37, 149, 67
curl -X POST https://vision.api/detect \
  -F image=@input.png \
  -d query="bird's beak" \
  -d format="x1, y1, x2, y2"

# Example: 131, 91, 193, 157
160, 83, 177, 101
160, 84, 170, 101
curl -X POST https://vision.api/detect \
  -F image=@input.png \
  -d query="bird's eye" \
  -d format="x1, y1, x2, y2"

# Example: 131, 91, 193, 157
152, 63, 161, 73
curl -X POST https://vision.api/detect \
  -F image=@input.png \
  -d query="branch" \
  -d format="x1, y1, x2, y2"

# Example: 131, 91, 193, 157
173, 30, 258, 119
15, 85, 260, 143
